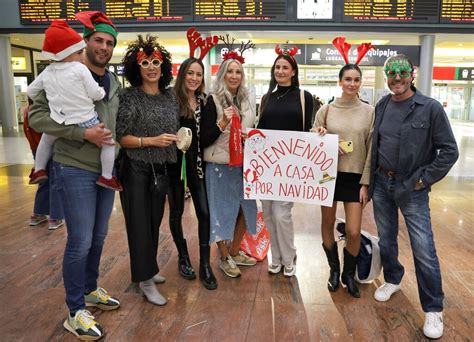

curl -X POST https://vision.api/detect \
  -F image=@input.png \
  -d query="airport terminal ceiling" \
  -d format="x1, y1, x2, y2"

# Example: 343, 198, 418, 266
9, 31, 474, 66
2, 0, 472, 65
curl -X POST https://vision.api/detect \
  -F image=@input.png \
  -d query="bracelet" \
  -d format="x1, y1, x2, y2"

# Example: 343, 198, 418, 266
216, 120, 225, 132
138, 137, 143, 148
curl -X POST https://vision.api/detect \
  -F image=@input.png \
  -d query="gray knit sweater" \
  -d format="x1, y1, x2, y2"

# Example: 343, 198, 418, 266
116, 87, 179, 164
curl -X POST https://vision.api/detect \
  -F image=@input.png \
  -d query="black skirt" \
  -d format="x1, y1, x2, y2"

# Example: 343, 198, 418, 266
333, 172, 362, 203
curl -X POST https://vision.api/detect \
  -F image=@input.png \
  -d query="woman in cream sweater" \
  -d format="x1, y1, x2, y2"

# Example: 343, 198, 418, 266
313, 64, 375, 298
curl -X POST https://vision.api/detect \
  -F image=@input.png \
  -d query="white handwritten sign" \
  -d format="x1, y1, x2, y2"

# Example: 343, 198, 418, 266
243, 129, 339, 207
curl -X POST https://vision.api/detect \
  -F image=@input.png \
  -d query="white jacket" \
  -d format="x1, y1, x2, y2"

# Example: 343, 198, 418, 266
203, 94, 256, 164
27, 61, 105, 125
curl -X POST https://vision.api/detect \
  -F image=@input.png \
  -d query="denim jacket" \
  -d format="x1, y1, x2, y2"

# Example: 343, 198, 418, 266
368, 88, 459, 205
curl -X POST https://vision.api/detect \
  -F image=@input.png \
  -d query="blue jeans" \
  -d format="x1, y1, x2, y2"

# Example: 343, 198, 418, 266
51, 161, 115, 313
372, 170, 444, 312
33, 158, 64, 220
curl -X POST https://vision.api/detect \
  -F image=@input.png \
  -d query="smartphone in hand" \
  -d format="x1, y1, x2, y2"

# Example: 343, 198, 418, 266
339, 140, 353, 153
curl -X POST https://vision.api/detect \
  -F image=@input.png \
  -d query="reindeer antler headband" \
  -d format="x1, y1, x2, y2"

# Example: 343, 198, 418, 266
218, 34, 255, 65
187, 27, 218, 60
332, 36, 375, 65
275, 42, 299, 58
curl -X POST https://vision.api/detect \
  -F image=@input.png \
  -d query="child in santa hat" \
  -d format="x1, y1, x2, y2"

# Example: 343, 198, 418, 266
27, 19, 122, 191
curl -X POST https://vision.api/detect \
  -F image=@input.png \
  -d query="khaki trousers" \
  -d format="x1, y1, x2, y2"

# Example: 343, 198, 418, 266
261, 200, 296, 266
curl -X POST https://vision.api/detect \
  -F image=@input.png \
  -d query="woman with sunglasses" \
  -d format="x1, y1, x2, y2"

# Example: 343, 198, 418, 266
116, 35, 179, 305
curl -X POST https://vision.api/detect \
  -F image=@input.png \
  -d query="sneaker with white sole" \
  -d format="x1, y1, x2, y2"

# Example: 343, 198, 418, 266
63, 309, 104, 340
268, 264, 282, 274
374, 282, 401, 302
423, 312, 443, 339
84, 287, 120, 311
220, 256, 241, 278
283, 263, 296, 277
48, 219, 64, 230
231, 251, 257, 266
29, 214, 48, 226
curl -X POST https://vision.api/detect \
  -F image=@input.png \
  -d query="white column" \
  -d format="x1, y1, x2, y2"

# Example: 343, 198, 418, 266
0, 35, 18, 134
418, 35, 435, 97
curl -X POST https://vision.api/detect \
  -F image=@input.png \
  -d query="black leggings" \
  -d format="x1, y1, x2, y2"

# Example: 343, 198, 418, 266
168, 166, 210, 249
120, 157, 168, 282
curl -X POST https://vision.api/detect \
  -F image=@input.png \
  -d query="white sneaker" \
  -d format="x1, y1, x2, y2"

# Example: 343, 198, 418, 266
423, 312, 443, 339
268, 264, 282, 274
63, 309, 104, 340
374, 282, 401, 302
283, 262, 296, 277
219, 256, 241, 278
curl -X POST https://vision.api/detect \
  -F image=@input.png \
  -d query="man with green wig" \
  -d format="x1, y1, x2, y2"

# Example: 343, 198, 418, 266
29, 11, 121, 340
368, 54, 458, 339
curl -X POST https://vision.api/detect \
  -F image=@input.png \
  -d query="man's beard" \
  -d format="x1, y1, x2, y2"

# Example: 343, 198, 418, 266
86, 49, 110, 68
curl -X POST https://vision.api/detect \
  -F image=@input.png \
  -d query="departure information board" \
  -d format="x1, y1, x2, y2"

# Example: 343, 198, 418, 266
342, 0, 439, 23
17, 0, 474, 25
194, 0, 287, 21
440, 0, 473, 23
19, 0, 102, 23
105, 0, 192, 22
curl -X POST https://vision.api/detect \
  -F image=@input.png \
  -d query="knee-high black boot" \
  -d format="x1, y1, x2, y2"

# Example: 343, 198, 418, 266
177, 239, 196, 280
322, 243, 340, 292
199, 244, 217, 290
341, 248, 360, 298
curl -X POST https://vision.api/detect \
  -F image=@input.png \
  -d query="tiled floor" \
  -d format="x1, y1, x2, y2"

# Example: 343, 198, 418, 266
0, 123, 472, 341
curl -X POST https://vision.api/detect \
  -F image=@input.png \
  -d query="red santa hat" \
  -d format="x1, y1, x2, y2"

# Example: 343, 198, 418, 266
248, 129, 266, 139
42, 20, 86, 61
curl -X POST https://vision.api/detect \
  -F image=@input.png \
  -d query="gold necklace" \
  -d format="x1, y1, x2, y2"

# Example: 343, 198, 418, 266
276, 88, 291, 100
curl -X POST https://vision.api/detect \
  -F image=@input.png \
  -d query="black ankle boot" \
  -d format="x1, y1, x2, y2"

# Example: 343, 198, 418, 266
199, 245, 217, 290
322, 243, 340, 292
341, 248, 360, 298
178, 239, 196, 280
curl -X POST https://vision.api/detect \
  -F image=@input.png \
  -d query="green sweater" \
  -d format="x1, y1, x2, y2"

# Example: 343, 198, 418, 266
28, 71, 121, 173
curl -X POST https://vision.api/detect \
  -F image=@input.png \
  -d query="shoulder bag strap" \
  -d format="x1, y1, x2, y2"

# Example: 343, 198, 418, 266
300, 89, 305, 129
323, 104, 330, 128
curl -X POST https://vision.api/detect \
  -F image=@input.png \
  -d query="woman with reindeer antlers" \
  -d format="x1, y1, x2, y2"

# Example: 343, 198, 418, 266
116, 35, 178, 305
257, 44, 314, 277
200, 35, 258, 278
167, 28, 218, 290
312, 37, 375, 298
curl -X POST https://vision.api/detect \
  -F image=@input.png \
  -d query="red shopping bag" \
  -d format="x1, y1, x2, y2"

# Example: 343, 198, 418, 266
228, 111, 243, 166
240, 211, 270, 261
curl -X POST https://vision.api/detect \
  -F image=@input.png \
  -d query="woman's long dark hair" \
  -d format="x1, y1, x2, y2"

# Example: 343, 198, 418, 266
122, 34, 173, 90
261, 55, 299, 113
174, 58, 205, 119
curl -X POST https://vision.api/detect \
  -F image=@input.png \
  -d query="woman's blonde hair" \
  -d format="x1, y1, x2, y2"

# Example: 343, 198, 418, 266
212, 58, 248, 111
